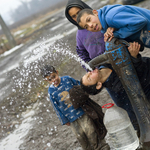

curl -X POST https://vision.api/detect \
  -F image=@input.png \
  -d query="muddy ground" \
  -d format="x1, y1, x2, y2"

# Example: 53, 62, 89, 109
0, 0, 150, 150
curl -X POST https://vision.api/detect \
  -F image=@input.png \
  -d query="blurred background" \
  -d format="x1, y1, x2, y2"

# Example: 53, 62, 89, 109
0, 0, 148, 150
0, 0, 68, 53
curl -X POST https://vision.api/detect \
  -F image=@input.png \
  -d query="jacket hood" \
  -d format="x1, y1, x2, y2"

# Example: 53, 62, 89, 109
98, 5, 121, 33
65, 0, 91, 30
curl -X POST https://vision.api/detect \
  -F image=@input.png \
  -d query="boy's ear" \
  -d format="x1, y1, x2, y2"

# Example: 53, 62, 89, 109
93, 10, 98, 16
96, 82, 102, 90
56, 70, 59, 75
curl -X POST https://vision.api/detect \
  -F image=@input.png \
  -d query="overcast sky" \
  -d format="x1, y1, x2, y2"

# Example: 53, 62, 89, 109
0, 0, 31, 21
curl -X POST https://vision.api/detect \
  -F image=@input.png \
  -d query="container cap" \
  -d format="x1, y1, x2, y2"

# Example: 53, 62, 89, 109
102, 103, 114, 109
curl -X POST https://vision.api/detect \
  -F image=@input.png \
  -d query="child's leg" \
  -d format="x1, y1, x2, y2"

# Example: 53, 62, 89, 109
78, 114, 110, 150
70, 116, 93, 150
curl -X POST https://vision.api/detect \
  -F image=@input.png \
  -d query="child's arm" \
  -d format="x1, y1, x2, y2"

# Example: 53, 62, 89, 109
76, 33, 94, 71
128, 42, 141, 58
76, 33, 91, 68
76, 46, 91, 63
128, 42, 147, 80
65, 122, 70, 126
107, 8, 147, 39
76, 46, 91, 71
104, 27, 115, 42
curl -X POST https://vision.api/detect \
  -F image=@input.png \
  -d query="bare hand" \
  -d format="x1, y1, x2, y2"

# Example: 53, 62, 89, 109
65, 122, 70, 126
128, 42, 141, 58
104, 27, 115, 42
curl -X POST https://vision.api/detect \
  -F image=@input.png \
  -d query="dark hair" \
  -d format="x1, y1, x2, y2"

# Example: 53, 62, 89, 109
77, 8, 94, 24
80, 78, 103, 95
40, 65, 56, 78
69, 85, 89, 100
69, 85, 90, 109
65, 0, 92, 30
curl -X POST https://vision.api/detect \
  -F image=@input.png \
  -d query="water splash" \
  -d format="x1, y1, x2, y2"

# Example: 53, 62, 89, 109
6, 39, 92, 112
11, 38, 92, 102
0, 38, 94, 150
41, 42, 93, 71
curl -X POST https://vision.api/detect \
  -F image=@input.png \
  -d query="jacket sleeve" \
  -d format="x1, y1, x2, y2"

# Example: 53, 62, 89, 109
76, 46, 91, 71
49, 93, 69, 125
109, 8, 147, 39
76, 33, 91, 71
76, 46, 91, 63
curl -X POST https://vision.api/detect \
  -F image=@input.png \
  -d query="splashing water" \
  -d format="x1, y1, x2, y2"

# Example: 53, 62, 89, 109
44, 42, 93, 71
11, 38, 92, 101
0, 38, 93, 149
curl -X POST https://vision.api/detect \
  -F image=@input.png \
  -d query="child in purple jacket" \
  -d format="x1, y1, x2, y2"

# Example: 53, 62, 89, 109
65, 0, 105, 68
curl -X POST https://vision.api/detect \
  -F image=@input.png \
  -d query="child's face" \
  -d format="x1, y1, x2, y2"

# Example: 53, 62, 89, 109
79, 10, 102, 32
44, 71, 60, 87
69, 7, 81, 22
82, 68, 100, 86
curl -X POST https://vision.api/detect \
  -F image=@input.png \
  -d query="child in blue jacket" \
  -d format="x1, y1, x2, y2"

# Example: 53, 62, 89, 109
76, 5, 150, 48
40, 65, 110, 150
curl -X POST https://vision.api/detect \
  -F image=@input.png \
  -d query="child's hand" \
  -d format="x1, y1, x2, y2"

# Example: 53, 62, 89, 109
104, 27, 115, 42
128, 42, 141, 58
65, 122, 70, 126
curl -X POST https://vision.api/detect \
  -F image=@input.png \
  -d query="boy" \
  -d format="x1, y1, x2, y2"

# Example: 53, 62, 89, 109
76, 5, 150, 48
69, 85, 108, 146
40, 65, 110, 150
65, 0, 106, 70
80, 42, 150, 136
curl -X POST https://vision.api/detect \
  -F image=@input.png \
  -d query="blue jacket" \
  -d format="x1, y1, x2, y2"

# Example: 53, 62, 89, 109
48, 76, 84, 125
98, 4, 150, 48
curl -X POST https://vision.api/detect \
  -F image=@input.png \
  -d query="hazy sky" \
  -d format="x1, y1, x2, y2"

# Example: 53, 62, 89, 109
0, 0, 31, 22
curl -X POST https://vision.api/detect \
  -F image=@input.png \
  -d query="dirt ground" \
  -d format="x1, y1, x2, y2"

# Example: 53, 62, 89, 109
0, 31, 114, 150
0, 0, 150, 150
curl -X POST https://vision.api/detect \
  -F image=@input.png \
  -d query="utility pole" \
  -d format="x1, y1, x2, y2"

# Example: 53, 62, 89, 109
0, 14, 16, 49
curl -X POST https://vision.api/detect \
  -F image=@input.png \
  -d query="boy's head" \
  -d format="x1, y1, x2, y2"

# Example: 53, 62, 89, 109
77, 8, 102, 32
80, 69, 103, 95
41, 65, 60, 87
69, 85, 89, 102
68, 6, 82, 22
65, 0, 92, 29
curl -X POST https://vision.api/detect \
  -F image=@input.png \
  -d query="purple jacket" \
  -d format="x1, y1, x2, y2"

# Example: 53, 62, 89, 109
76, 29, 105, 63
